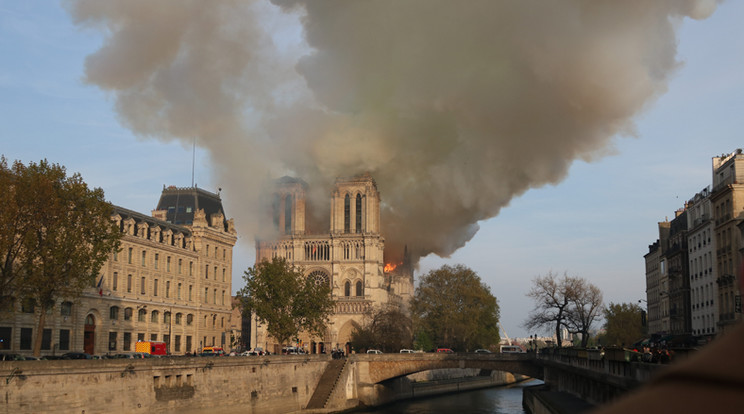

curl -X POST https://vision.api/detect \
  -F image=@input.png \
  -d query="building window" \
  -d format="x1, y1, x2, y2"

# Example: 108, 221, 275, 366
113, 272, 118, 291
167, 256, 171, 272
206, 245, 210, 257
178, 259, 182, 274
164, 312, 171, 325
223, 249, 226, 260
205, 264, 209, 279
59, 329, 70, 351
213, 289, 217, 304
344, 281, 351, 297
123, 332, 132, 351
175, 313, 182, 325
110, 306, 119, 320
142, 250, 146, 267
221, 290, 225, 305
113, 248, 118, 262
204, 288, 209, 303
177, 283, 182, 300
154, 279, 159, 296
187, 314, 193, 326
151, 310, 159, 323
137, 333, 145, 342
61, 301, 73, 316
128, 247, 133, 264
0, 328, 11, 350
109, 332, 117, 351
214, 266, 217, 280
141, 277, 146, 295
356, 281, 363, 297
138, 309, 146, 322
215, 246, 218, 258
166, 281, 170, 298
175, 335, 181, 352
189, 285, 193, 301
21, 298, 35, 313
20, 328, 32, 350
344, 194, 350, 233
41, 329, 52, 350
356, 193, 362, 233
127, 274, 132, 293
150, 334, 157, 342
186, 336, 192, 353
124, 307, 133, 321
189, 262, 193, 276
222, 268, 226, 282
154, 253, 159, 269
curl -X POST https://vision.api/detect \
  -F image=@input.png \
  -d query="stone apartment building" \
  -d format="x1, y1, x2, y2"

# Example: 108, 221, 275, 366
0, 186, 237, 357
645, 149, 744, 341
252, 173, 413, 354
686, 186, 718, 339
710, 151, 744, 333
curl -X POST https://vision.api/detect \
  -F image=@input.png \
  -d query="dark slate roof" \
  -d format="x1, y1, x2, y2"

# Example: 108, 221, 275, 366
155, 186, 227, 227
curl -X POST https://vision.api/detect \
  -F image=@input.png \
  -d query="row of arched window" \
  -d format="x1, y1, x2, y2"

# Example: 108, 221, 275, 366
108, 306, 195, 326
343, 193, 364, 233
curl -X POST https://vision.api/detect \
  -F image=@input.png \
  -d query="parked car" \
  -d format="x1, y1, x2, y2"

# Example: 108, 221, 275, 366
0, 353, 25, 361
436, 348, 454, 354
399, 349, 415, 353
112, 352, 151, 359
366, 349, 383, 354
62, 352, 92, 359
474, 349, 492, 354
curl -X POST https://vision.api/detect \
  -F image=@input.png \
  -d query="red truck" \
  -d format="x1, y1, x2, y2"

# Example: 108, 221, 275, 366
135, 341, 167, 356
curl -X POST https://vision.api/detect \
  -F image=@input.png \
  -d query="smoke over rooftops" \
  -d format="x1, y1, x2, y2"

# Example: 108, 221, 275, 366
66, 0, 718, 264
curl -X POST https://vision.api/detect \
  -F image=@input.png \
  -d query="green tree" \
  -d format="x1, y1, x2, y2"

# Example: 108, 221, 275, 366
524, 272, 603, 348
602, 302, 646, 347
411, 264, 500, 351
0, 158, 122, 356
350, 305, 413, 353
236, 257, 334, 347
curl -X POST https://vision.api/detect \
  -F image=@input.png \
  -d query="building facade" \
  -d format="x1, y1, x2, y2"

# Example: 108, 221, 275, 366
686, 186, 718, 339
0, 186, 237, 357
711, 151, 744, 333
666, 209, 690, 336
253, 173, 413, 354
645, 221, 670, 335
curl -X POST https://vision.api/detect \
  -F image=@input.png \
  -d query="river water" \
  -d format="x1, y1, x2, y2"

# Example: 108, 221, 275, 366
355, 379, 542, 414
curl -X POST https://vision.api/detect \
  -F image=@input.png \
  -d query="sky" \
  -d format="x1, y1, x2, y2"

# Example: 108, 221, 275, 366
2, 1, 743, 340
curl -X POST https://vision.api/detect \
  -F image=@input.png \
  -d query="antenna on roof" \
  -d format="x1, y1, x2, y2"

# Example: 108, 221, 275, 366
191, 137, 196, 188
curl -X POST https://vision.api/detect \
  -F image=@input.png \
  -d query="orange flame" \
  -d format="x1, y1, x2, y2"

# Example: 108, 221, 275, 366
384, 262, 401, 273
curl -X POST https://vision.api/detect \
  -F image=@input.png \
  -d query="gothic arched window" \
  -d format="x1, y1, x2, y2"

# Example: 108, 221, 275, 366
344, 194, 350, 233
355, 281, 363, 297
356, 194, 362, 233
344, 281, 351, 297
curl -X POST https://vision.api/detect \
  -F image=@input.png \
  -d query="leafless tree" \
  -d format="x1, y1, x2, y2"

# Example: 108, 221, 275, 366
524, 272, 602, 348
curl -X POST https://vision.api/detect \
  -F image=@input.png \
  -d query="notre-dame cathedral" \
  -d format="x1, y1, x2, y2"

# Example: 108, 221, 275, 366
253, 173, 413, 354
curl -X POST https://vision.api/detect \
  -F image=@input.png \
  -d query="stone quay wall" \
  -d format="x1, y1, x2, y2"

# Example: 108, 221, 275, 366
0, 355, 329, 414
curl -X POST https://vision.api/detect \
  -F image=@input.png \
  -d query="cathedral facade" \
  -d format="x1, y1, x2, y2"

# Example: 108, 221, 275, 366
253, 173, 413, 354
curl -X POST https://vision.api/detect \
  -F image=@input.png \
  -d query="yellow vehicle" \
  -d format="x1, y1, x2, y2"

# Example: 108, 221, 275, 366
201, 346, 225, 356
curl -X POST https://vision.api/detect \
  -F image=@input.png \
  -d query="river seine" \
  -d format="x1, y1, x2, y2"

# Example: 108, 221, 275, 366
355, 379, 542, 414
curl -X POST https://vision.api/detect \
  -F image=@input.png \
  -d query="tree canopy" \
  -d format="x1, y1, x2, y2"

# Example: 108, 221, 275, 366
236, 257, 334, 347
601, 302, 646, 347
0, 157, 122, 355
524, 271, 603, 347
350, 304, 413, 353
411, 264, 500, 351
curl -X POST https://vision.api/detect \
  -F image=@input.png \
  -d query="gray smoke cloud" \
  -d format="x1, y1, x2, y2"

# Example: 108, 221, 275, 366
66, 0, 719, 264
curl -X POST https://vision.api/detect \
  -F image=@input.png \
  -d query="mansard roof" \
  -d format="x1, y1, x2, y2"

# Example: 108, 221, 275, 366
155, 186, 226, 226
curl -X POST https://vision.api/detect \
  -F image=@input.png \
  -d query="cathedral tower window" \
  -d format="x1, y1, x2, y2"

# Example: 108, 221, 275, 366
344, 194, 351, 233
285, 194, 293, 234
308, 270, 330, 287
356, 194, 362, 233
356, 281, 363, 297
344, 281, 351, 297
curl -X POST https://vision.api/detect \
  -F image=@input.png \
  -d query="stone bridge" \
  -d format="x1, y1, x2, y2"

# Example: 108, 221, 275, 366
351, 352, 543, 384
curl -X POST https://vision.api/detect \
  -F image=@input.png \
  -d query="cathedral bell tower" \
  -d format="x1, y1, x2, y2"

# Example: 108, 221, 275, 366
272, 176, 307, 237
330, 173, 380, 235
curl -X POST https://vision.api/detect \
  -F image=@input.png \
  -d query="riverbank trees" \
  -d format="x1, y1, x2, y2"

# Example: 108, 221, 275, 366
0, 157, 122, 356
411, 264, 500, 351
524, 272, 603, 347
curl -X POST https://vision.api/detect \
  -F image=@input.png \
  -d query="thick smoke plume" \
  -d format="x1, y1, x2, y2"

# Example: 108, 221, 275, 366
66, 0, 718, 264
